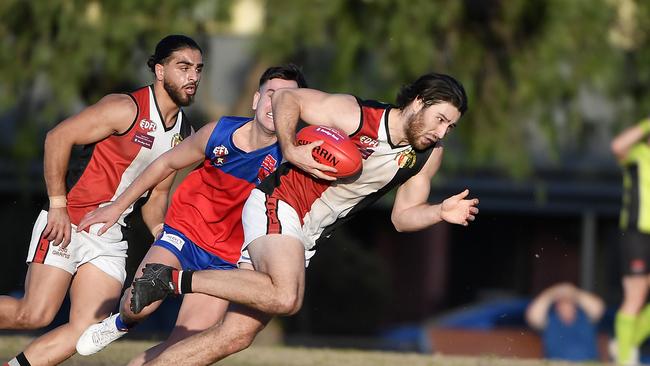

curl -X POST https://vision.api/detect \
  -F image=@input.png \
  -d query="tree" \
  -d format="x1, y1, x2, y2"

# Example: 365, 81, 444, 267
257, 0, 650, 176
0, 0, 232, 161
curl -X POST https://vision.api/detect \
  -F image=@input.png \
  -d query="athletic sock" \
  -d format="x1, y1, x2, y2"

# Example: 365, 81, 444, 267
7, 352, 31, 366
173, 270, 194, 294
633, 303, 650, 346
616, 311, 638, 363
115, 313, 134, 331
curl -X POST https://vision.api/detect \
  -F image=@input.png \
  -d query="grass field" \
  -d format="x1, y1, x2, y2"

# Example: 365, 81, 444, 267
0, 335, 610, 366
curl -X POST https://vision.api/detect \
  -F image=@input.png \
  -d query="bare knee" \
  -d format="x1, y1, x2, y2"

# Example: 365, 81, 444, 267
15, 305, 56, 329
272, 292, 302, 316
226, 329, 258, 354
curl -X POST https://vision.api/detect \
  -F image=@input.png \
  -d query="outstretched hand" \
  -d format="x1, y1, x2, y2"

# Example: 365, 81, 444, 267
441, 189, 479, 226
76, 203, 123, 236
285, 141, 337, 181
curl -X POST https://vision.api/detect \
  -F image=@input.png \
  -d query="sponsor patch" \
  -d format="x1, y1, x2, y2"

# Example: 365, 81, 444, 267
133, 132, 155, 149
358, 135, 378, 159
162, 232, 185, 251
52, 247, 71, 259
139, 119, 157, 132
359, 135, 379, 148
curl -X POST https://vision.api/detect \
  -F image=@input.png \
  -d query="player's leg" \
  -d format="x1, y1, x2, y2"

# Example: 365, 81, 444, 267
146, 303, 271, 365
76, 244, 180, 355
185, 191, 307, 315
615, 231, 649, 364
632, 275, 650, 346
128, 293, 229, 366
0, 210, 73, 330
631, 242, 650, 347
0, 263, 70, 330
145, 263, 272, 365
616, 275, 647, 364
120, 245, 182, 323
131, 192, 308, 315
164, 234, 307, 315
21, 262, 122, 365
246, 233, 306, 314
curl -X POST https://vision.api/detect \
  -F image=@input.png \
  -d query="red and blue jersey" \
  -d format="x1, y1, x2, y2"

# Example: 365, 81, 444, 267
164, 116, 281, 264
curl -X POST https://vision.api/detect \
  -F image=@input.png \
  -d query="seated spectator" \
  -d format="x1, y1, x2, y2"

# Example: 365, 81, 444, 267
525, 282, 605, 362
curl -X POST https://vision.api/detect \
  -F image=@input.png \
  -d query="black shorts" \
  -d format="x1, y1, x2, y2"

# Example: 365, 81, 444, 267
620, 229, 650, 276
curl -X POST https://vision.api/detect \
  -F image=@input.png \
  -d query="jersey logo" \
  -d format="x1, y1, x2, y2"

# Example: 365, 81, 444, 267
395, 147, 416, 169
171, 133, 183, 147
211, 145, 229, 166
257, 154, 278, 183
358, 135, 379, 159
133, 132, 155, 149
359, 135, 379, 148
139, 119, 157, 132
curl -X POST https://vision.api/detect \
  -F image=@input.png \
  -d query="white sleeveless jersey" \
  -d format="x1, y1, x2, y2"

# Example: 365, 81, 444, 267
63, 85, 192, 239
257, 98, 435, 250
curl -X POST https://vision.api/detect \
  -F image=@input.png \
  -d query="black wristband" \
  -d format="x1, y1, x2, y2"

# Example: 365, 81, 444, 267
180, 270, 194, 294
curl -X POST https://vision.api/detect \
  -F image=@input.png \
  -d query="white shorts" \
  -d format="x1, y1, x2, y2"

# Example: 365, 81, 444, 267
239, 189, 316, 267
26, 210, 128, 284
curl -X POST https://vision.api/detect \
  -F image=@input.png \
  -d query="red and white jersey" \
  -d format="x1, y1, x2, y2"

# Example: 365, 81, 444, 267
64, 85, 192, 236
257, 99, 435, 250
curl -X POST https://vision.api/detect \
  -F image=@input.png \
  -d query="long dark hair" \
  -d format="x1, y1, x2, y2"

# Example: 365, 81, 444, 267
395, 73, 468, 115
147, 35, 202, 73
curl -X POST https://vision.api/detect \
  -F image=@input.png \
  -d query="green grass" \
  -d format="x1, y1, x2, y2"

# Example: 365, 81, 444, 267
0, 336, 609, 366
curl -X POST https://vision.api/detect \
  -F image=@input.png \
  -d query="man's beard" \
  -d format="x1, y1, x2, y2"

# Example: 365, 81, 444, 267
164, 80, 195, 107
405, 109, 435, 150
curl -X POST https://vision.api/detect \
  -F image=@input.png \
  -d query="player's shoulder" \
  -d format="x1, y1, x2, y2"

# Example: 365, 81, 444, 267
218, 115, 252, 124
212, 116, 252, 133
195, 120, 219, 137
355, 97, 392, 110
94, 93, 138, 113
196, 117, 249, 144
86, 93, 139, 133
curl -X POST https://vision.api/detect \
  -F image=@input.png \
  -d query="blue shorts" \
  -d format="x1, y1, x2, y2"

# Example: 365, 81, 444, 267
153, 224, 237, 271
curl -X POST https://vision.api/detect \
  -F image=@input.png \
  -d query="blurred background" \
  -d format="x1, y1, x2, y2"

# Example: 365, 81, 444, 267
2, 0, 650, 361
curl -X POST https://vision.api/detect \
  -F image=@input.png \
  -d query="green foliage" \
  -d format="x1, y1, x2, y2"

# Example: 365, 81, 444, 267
258, 0, 650, 177
0, 0, 231, 159
6, 0, 650, 177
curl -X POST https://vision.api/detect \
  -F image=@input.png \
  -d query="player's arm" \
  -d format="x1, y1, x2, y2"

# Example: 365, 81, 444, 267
611, 118, 650, 162
77, 121, 214, 235
140, 173, 176, 239
391, 146, 479, 232
139, 126, 199, 239
44, 94, 137, 248
271, 88, 361, 180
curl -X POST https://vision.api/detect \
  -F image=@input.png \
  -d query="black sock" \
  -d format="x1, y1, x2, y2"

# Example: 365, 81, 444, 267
179, 270, 194, 294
